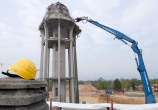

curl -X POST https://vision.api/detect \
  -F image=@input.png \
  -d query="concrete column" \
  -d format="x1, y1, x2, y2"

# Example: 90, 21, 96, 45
68, 49, 72, 102
60, 44, 66, 102
57, 21, 61, 101
68, 27, 79, 103
40, 34, 44, 80
69, 25, 75, 103
74, 40, 79, 103
52, 43, 58, 101
47, 49, 50, 79
43, 22, 49, 81
52, 44, 57, 78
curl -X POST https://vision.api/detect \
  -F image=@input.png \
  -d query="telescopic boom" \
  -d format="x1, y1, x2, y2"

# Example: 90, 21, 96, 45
76, 17, 155, 104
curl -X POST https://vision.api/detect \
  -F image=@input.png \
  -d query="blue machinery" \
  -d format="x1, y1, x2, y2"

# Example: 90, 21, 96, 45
75, 17, 155, 104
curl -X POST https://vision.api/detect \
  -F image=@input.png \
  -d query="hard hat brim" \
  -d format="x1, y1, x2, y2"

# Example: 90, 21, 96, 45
2, 71, 21, 78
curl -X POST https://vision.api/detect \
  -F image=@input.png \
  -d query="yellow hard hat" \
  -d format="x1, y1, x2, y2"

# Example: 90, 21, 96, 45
8, 59, 36, 79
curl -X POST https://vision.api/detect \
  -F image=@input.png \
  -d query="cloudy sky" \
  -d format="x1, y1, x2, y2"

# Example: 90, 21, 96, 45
0, 0, 158, 80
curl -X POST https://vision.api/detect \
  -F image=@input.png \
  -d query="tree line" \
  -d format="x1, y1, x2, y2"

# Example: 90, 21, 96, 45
79, 78, 158, 92
47, 78, 158, 92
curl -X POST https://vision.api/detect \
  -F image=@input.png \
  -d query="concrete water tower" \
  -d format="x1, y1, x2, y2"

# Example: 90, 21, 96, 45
39, 2, 81, 103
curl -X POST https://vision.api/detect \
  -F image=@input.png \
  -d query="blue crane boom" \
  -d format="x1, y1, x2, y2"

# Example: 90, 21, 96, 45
75, 17, 155, 104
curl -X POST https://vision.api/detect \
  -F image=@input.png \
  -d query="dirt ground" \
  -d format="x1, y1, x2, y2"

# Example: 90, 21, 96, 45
70, 84, 158, 104
50, 84, 158, 104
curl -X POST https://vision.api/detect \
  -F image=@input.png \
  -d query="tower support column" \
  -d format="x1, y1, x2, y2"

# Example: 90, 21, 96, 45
74, 41, 79, 103
40, 33, 44, 80
69, 25, 79, 103
57, 21, 61, 101
43, 22, 49, 80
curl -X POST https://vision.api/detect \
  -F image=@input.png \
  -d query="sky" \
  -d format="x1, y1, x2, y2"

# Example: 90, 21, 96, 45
0, 0, 158, 80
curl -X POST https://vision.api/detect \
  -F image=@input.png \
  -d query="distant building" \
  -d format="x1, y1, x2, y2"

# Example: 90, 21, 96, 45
151, 84, 158, 92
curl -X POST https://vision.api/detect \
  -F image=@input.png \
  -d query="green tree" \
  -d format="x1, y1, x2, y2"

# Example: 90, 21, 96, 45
95, 77, 106, 90
151, 79, 158, 84
120, 79, 131, 91
113, 78, 122, 91
130, 78, 141, 90
105, 81, 113, 90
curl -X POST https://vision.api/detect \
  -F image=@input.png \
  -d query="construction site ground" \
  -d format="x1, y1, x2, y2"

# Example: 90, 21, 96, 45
63, 84, 158, 104
49, 83, 158, 104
